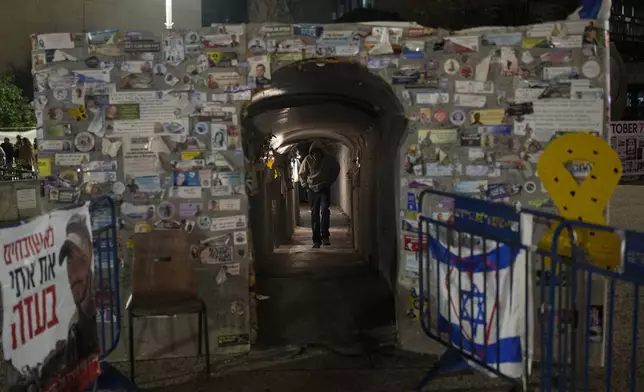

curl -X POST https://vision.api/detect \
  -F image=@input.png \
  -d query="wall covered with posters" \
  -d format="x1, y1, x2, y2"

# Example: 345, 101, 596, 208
393, 20, 610, 365
31, 18, 610, 362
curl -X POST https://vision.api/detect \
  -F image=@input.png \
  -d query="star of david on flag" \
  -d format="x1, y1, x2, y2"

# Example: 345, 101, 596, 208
425, 216, 533, 379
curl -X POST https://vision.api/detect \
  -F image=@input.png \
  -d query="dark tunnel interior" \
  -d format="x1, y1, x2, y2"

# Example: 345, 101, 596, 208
243, 60, 408, 348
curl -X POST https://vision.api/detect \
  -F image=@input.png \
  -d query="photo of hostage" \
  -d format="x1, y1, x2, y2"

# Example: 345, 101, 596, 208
298, 141, 340, 248
9, 214, 100, 392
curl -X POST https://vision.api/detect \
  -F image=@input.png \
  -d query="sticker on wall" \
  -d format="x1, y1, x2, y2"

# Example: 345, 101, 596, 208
224, 263, 241, 276
520, 51, 535, 64
248, 37, 267, 54
179, 202, 203, 217
443, 58, 459, 75
121, 203, 155, 220
194, 121, 209, 135
201, 245, 233, 264
74, 131, 95, 152
184, 220, 196, 233
234, 231, 247, 245
523, 181, 537, 194
406, 192, 417, 211
197, 215, 212, 230
449, 109, 466, 126
157, 201, 175, 219
134, 221, 152, 233
433, 108, 448, 123
112, 181, 126, 195
419, 107, 432, 123
459, 65, 473, 78
48, 108, 64, 121
581, 60, 601, 79
53, 87, 67, 101
230, 301, 245, 315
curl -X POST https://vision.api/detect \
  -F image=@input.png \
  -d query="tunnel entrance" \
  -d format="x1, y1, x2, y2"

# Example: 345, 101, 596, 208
243, 60, 406, 348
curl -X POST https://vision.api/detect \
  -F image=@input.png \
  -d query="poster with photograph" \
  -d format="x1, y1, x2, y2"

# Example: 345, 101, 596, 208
173, 170, 200, 187
105, 103, 140, 120
211, 124, 228, 151
207, 72, 241, 90
247, 55, 271, 87
0, 203, 101, 392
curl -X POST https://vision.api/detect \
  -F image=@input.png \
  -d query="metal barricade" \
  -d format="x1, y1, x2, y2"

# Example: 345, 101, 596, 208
0, 168, 38, 181
89, 196, 122, 359
414, 188, 643, 392
540, 219, 643, 392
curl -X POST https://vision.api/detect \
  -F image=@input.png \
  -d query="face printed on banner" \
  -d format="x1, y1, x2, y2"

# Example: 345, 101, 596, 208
63, 214, 95, 317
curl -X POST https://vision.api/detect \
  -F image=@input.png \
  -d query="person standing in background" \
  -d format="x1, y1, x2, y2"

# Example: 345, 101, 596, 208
14, 136, 23, 170
33, 138, 38, 167
1, 137, 14, 168
19, 138, 35, 170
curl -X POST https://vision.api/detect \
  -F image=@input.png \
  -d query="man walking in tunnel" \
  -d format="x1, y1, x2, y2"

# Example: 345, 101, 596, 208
299, 141, 340, 248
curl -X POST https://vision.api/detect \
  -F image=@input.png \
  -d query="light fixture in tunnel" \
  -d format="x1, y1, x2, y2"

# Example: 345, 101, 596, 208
270, 133, 284, 150
249, 88, 287, 103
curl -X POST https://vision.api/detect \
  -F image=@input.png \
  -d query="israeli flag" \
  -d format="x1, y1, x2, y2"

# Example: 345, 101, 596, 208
567, 0, 611, 20
426, 200, 534, 379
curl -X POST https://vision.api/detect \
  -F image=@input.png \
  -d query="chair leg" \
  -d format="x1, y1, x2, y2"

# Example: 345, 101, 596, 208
202, 308, 211, 377
197, 311, 203, 356
128, 310, 136, 385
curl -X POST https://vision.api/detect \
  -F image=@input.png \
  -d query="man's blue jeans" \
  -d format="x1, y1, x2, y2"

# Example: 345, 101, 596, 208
309, 187, 331, 243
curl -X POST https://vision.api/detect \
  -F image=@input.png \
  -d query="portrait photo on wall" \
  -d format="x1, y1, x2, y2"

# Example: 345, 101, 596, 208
247, 55, 271, 88
173, 170, 200, 187
211, 124, 228, 151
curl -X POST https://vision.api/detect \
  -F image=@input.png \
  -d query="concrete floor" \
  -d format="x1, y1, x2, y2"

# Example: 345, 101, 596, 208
255, 205, 395, 348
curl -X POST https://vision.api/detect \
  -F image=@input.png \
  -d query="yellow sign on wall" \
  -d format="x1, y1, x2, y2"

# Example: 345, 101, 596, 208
537, 132, 622, 269
37, 157, 51, 177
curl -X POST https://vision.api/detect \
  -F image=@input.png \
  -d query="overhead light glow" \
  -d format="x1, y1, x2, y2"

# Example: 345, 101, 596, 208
165, 0, 174, 29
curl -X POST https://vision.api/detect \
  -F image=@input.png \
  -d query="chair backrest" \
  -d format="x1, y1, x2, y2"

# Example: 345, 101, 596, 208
131, 231, 197, 298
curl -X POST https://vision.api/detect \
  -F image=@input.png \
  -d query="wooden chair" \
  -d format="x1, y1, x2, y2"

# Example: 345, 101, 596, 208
126, 231, 210, 384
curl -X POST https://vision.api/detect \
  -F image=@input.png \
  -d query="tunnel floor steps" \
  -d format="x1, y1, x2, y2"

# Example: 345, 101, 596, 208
256, 205, 395, 349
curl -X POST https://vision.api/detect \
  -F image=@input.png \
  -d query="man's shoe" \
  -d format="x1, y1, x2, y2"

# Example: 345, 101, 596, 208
321, 238, 331, 246
312, 242, 321, 248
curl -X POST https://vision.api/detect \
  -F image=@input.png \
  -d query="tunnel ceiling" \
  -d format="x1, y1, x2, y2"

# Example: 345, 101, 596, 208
251, 102, 373, 149
245, 61, 404, 150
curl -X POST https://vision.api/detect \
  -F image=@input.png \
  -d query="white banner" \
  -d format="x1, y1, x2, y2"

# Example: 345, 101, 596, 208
0, 203, 101, 391
609, 121, 644, 176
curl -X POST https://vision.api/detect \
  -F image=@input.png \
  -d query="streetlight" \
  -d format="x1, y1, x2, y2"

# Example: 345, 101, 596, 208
165, 0, 174, 29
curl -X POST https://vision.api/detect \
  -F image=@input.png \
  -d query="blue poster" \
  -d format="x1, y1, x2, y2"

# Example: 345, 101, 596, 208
174, 171, 199, 186
482, 125, 512, 135
407, 192, 418, 211
134, 176, 162, 193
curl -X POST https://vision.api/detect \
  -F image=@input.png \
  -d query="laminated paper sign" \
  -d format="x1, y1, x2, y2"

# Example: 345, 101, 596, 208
210, 215, 247, 232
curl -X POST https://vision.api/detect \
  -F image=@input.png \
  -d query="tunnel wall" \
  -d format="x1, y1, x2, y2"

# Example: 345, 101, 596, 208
330, 142, 353, 217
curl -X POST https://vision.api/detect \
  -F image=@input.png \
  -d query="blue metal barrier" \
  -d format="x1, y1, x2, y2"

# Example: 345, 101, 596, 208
541, 219, 643, 392
413, 188, 643, 392
89, 196, 121, 359
87, 196, 138, 391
